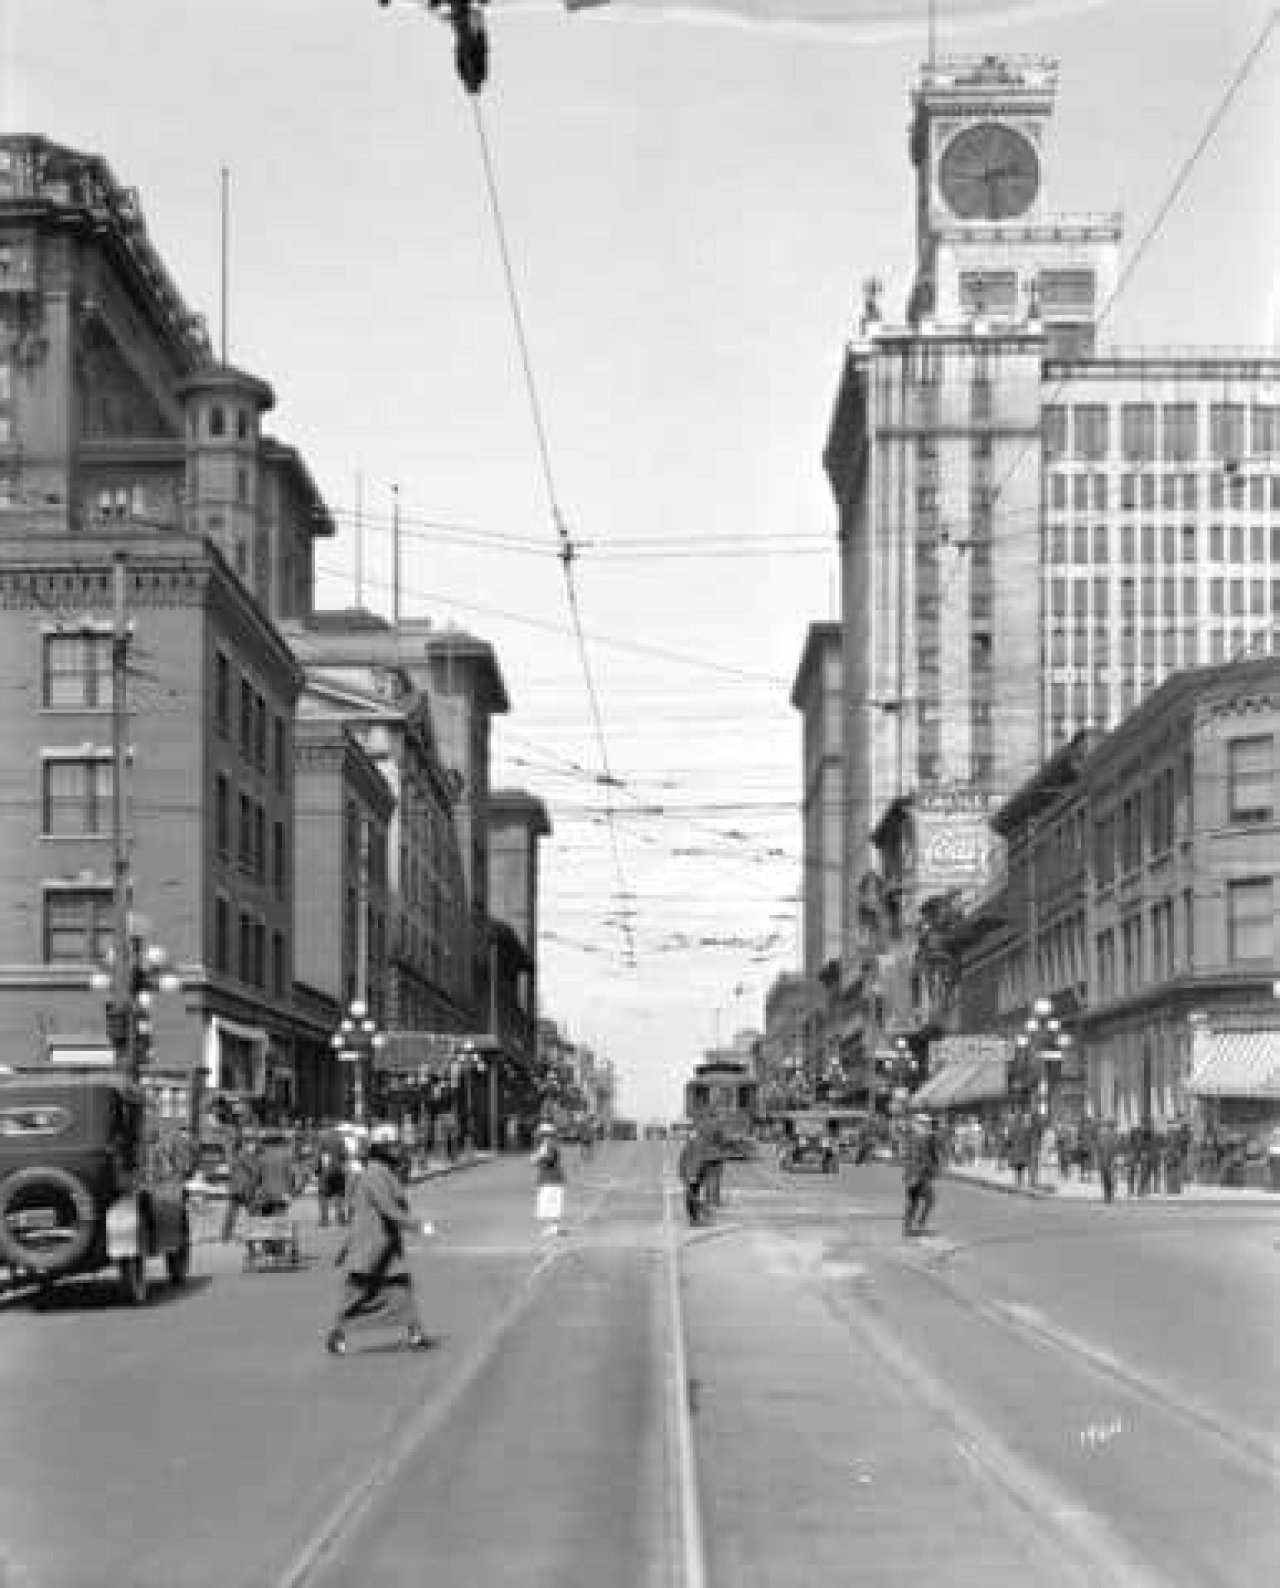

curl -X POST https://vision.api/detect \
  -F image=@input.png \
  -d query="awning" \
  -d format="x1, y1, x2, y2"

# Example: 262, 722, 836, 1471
911, 1057, 1008, 1110
1188, 1030, 1280, 1099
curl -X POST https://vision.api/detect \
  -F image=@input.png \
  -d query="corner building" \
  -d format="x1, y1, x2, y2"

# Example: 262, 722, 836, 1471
824, 53, 1280, 973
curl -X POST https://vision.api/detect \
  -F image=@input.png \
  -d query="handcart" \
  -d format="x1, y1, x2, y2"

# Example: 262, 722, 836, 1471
240, 1206, 305, 1273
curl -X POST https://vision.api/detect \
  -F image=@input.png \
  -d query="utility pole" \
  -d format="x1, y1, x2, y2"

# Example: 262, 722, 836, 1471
391, 482, 401, 629
109, 552, 133, 1074
488, 936, 500, 1152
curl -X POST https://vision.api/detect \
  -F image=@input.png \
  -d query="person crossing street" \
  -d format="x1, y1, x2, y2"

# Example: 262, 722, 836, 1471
902, 1112, 940, 1236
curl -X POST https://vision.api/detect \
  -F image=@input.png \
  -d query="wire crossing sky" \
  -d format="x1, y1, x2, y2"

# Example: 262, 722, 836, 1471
7, 0, 1277, 1114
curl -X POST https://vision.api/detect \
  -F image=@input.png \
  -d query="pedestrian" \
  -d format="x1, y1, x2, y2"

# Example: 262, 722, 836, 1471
255, 1130, 295, 1217
902, 1113, 939, 1235
325, 1124, 432, 1357
1056, 1119, 1075, 1181
700, 1125, 725, 1207
677, 1130, 708, 1224
1095, 1117, 1119, 1203
316, 1119, 349, 1229
1006, 1113, 1032, 1189
531, 1121, 567, 1236
222, 1134, 260, 1243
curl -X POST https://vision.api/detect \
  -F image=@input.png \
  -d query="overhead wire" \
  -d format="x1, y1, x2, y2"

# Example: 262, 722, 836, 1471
466, 94, 637, 965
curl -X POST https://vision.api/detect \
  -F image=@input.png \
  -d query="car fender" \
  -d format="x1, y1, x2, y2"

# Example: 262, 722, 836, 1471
105, 1194, 144, 1259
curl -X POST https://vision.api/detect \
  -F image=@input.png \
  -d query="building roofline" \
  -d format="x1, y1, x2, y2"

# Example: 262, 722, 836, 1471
789, 620, 841, 710
489, 789, 552, 838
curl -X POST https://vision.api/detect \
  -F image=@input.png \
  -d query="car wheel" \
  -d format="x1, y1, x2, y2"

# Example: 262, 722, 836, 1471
117, 1255, 148, 1305
0, 1166, 97, 1275
165, 1224, 191, 1287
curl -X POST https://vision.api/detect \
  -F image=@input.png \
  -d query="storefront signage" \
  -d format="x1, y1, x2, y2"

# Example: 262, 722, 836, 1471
929, 1034, 1013, 1069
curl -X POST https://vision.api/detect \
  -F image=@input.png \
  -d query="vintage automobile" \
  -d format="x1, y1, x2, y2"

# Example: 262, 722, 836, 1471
0, 1067, 191, 1304
777, 1112, 841, 1174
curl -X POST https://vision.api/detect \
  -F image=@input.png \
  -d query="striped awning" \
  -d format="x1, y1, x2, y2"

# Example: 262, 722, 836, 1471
1188, 1030, 1280, 1099
911, 1057, 1008, 1110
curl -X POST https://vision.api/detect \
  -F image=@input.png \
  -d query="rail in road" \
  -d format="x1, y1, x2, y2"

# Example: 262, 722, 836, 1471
2, 1144, 1275, 1587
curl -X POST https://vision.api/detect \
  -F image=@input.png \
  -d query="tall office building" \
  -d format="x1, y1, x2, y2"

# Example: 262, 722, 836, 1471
824, 53, 1280, 974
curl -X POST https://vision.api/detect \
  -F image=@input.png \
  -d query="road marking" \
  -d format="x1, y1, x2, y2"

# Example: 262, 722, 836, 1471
664, 1184, 707, 1588
276, 1172, 621, 1588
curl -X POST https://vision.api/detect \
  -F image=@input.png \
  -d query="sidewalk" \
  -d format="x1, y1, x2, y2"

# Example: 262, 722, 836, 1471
188, 1149, 497, 1246
941, 1155, 1280, 1206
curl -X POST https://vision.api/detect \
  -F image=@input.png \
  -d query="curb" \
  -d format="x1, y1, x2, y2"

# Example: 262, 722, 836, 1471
941, 1170, 1280, 1208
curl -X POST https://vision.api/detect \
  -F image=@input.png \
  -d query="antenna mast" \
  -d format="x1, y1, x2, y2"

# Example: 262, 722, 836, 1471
219, 166, 230, 364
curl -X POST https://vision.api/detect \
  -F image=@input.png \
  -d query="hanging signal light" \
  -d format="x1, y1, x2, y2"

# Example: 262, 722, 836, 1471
378, 0, 489, 97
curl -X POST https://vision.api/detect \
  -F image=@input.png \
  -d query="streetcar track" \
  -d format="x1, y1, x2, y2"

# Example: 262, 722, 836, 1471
270, 1170, 623, 1588
888, 1246, 1280, 1485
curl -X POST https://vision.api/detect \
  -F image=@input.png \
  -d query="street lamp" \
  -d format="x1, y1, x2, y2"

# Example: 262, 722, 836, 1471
1014, 996, 1073, 1122
90, 928, 182, 1081
330, 997, 386, 1126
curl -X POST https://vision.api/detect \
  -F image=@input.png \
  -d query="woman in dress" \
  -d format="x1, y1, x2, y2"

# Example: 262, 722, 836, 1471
325, 1124, 431, 1356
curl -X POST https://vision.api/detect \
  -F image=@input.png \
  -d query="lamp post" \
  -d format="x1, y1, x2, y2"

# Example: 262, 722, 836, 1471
90, 925, 182, 1083
1013, 995, 1073, 1124
329, 998, 386, 1127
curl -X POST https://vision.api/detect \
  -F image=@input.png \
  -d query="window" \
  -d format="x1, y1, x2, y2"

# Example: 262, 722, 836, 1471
43, 633, 111, 708
238, 794, 253, 868
1230, 524, 1244, 561
1092, 474, 1108, 511
42, 757, 111, 835
1071, 474, 1089, 514
239, 680, 254, 759
1181, 525, 1197, 562
1160, 474, 1178, 511
960, 270, 1016, 317
1120, 474, 1136, 511
1049, 473, 1067, 511
1092, 577, 1109, 617
209, 405, 226, 439
1072, 524, 1089, 563
216, 774, 231, 856
1209, 403, 1245, 462
1210, 578, 1225, 616
1227, 878, 1273, 963
1181, 473, 1198, 511
1210, 474, 1224, 511
1093, 524, 1109, 563
254, 803, 266, 882
215, 898, 230, 973
253, 922, 266, 989
1140, 525, 1156, 564
273, 821, 286, 896
1140, 474, 1155, 511
254, 692, 267, 771
1121, 404, 1156, 461
44, 888, 114, 964
1250, 405, 1278, 456
273, 718, 287, 791
1161, 403, 1198, 462
1043, 407, 1066, 460
1227, 735, 1272, 822
1073, 405, 1109, 460
272, 930, 285, 997
215, 652, 231, 735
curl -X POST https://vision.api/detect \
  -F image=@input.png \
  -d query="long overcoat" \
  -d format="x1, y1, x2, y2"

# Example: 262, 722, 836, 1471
337, 1157, 420, 1282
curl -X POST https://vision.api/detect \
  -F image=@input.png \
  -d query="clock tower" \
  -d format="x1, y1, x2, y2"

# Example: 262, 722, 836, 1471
907, 54, 1120, 355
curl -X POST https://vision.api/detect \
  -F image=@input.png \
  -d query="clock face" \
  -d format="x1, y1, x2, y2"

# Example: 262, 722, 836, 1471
938, 123, 1040, 221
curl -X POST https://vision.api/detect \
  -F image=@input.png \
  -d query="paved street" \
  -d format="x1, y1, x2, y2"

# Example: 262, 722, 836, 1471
1, 1141, 1277, 1587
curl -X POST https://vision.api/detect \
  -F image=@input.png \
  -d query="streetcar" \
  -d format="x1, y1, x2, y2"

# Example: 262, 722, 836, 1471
683, 1059, 758, 1159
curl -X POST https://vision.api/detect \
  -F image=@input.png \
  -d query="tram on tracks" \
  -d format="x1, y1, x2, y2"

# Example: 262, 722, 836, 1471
683, 1059, 758, 1158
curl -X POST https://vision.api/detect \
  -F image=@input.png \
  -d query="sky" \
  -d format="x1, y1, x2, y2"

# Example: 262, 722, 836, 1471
4, 0, 1277, 1119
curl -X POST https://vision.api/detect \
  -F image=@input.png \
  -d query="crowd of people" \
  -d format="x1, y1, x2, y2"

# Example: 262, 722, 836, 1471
923, 1113, 1201, 1198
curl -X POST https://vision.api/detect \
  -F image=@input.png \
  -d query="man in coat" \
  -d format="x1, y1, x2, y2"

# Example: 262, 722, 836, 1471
677, 1132, 708, 1224
902, 1113, 940, 1235
326, 1125, 431, 1356
1095, 1117, 1120, 1203
221, 1135, 260, 1243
